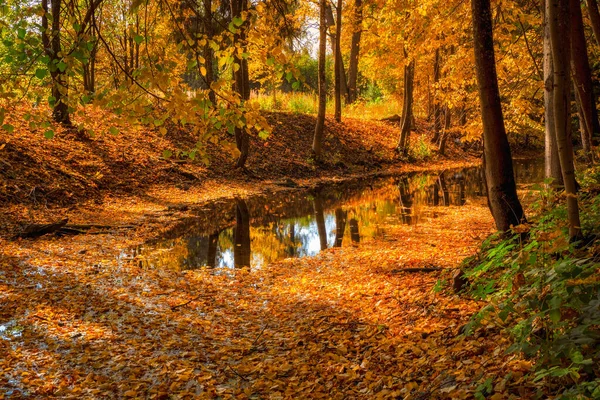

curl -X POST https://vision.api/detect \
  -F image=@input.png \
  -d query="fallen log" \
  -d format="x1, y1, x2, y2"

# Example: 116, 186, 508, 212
19, 218, 69, 238
380, 114, 402, 123
391, 267, 443, 273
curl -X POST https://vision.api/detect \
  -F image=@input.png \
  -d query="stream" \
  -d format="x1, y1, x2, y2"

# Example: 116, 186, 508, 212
119, 159, 544, 271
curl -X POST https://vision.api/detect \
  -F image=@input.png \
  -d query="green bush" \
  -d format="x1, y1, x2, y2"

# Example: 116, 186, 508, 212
462, 172, 600, 398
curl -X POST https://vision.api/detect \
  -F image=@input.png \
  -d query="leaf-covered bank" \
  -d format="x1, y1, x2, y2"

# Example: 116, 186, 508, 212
461, 167, 600, 398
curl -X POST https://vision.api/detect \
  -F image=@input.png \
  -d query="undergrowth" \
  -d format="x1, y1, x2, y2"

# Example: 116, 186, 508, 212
461, 167, 600, 398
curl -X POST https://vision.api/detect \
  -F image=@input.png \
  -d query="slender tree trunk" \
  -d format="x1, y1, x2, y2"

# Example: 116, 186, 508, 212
326, 4, 348, 102
471, 0, 526, 231
231, 0, 250, 168
347, 0, 362, 104
398, 59, 415, 153
204, 0, 216, 104
432, 49, 442, 143
549, 0, 582, 240
334, 0, 343, 122
570, 0, 597, 162
439, 106, 451, 155
586, 0, 600, 47
42, 0, 71, 125
313, 0, 327, 159
544, 5, 563, 185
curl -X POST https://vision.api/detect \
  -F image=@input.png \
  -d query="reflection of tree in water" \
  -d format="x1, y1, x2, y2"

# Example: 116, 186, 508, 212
313, 195, 328, 251
334, 208, 347, 247
133, 163, 544, 271
349, 218, 360, 243
398, 176, 415, 225
234, 199, 251, 268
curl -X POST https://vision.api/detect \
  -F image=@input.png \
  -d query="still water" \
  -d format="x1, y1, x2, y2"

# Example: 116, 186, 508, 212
120, 159, 544, 271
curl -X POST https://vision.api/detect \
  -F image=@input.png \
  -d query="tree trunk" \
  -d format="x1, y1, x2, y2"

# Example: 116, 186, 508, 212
334, 0, 343, 122
549, 0, 582, 240
398, 59, 415, 153
544, 5, 563, 185
439, 106, 451, 155
586, 0, 600, 47
234, 200, 251, 268
326, 4, 348, 102
431, 49, 442, 143
41, 0, 71, 125
312, 0, 327, 159
471, 0, 526, 231
204, 0, 216, 104
231, 0, 250, 168
570, 0, 597, 162
347, 0, 362, 104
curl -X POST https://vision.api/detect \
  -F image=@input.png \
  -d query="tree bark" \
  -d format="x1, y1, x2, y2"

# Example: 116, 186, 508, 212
41, 0, 71, 125
312, 0, 327, 159
586, 0, 600, 47
398, 59, 415, 154
347, 0, 362, 104
231, 0, 250, 168
334, 0, 343, 122
471, 0, 526, 231
548, 0, 582, 240
570, 0, 597, 162
438, 106, 452, 155
204, 0, 216, 104
326, 4, 348, 104
544, 5, 563, 185
431, 49, 442, 143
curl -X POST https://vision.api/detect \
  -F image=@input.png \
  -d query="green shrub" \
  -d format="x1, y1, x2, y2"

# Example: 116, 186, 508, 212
462, 171, 600, 397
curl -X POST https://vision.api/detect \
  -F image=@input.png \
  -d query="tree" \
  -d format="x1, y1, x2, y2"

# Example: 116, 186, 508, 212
471, 0, 526, 231
548, 0, 582, 240
333, 0, 343, 122
312, 0, 327, 159
346, 0, 363, 104
585, 0, 600, 47
570, 0, 598, 162
543, 5, 563, 185
231, 0, 251, 168
431, 48, 442, 144
41, 0, 71, 125
397, 57, 415, 154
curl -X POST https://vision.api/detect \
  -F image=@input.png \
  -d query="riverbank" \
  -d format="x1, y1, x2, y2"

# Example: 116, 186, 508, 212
1, 107, 482, 238
2, 170, 543, 398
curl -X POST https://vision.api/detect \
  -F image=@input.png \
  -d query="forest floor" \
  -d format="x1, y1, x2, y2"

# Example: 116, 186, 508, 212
1, 108, 544, 398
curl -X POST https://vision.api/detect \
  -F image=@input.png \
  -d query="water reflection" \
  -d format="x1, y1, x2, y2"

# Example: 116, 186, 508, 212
121, 159, 543, 271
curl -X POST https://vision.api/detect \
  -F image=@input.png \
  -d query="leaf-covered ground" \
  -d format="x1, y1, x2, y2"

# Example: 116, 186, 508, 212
0, 191, 541, 399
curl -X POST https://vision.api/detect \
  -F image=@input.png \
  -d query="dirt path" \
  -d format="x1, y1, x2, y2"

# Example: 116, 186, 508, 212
0, 176, 538, 398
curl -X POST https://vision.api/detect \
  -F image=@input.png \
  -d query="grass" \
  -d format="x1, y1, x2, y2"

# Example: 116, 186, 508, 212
251, 90, 403, 121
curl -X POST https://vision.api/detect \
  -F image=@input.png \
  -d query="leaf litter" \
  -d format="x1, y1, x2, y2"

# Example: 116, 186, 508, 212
0, 191, 540, 399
